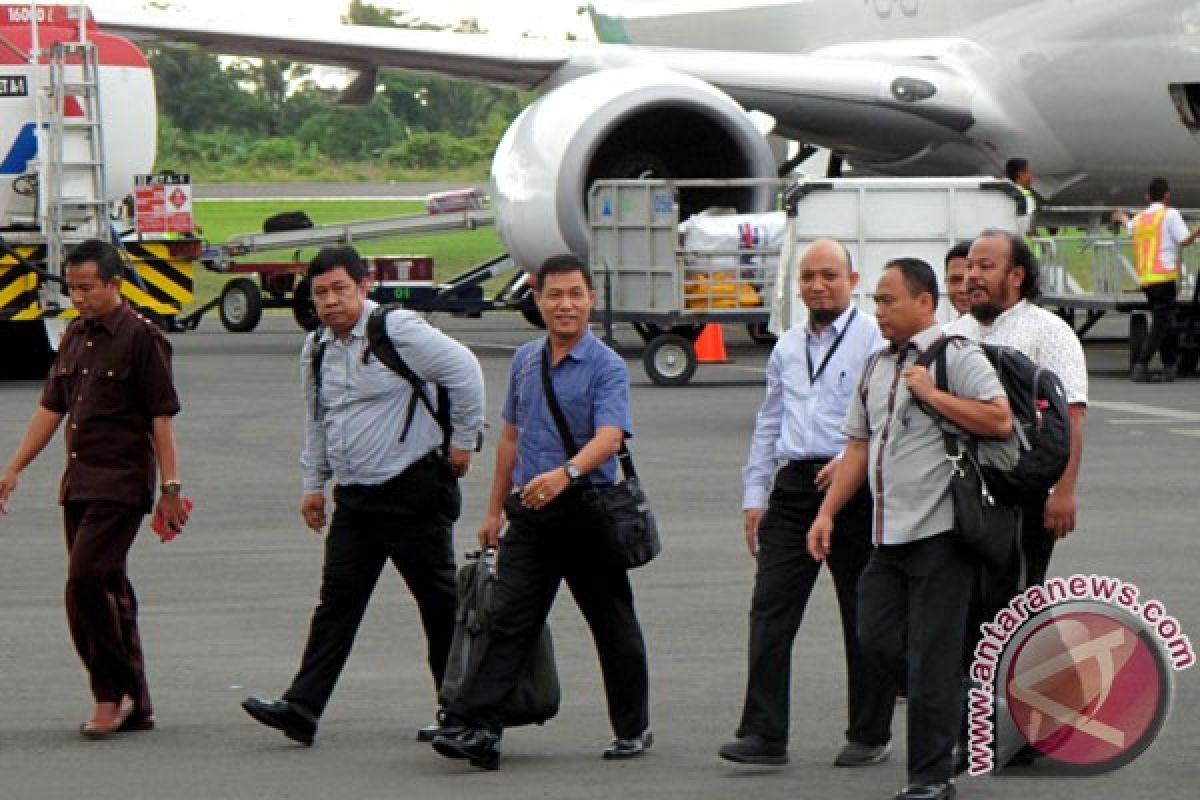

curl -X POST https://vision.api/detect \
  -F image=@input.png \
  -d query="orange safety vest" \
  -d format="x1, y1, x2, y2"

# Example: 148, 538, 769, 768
1132, 207, 1179, 286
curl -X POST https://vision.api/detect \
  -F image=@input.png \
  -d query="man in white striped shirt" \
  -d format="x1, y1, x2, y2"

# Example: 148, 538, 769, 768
946, 229, 1087, 595
241, 246, 486, 746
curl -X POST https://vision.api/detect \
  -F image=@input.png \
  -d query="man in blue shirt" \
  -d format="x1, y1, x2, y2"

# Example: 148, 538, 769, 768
720, 239, 894, 768
241, 246, 486, 746
432, 254, 650, 770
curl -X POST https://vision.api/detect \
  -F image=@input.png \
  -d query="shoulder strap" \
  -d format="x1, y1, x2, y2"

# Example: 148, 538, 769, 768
310, 328, 327, 421
913, 334, 973, 460
539, 345, 580, 456
366, 305, 451, 449
538, 344, 638, 482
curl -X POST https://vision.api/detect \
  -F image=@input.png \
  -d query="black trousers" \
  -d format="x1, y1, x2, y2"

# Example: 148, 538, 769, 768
446, 491, 649, 738
735, 461, 892, 747
63, 500, 152, 714
858, 532, 973, 785
1138, 281, 1179, 368
283, 455, 459, 717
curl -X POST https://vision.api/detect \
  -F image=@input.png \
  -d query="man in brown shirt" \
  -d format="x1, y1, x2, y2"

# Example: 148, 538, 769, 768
0, 239, 186, 738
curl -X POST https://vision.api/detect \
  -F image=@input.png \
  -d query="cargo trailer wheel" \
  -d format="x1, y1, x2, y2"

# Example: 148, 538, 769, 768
0, 320, 57, 379
1129, 313, 1147, 373
293, 279, 320, 331
746, 322, 776, 345
219, 278, 263, 332
644, 333, 697, 386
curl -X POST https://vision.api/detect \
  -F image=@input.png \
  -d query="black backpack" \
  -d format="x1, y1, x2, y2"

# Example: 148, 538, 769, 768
918, 335, 1071, 507
310, 305, 452, 450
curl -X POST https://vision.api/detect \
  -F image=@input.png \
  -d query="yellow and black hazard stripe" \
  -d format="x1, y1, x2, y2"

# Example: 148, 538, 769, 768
120, 241, 195, 317
0, 244, 45, 321
1, 241, 195, 321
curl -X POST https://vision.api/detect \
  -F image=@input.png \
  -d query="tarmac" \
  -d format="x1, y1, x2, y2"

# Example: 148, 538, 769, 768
0, 312, 1197, 800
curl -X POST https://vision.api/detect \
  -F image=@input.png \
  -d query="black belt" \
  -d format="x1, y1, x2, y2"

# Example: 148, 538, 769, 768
785, 457, 834, 470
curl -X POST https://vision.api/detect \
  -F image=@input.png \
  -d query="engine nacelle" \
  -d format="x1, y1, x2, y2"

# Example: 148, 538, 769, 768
491, 67, 778, 270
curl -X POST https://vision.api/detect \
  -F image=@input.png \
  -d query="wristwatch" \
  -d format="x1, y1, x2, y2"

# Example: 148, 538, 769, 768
563, 461, 584, 484
161, 480, 183, 496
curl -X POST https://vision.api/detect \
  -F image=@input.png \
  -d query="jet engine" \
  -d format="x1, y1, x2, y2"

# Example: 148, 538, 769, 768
491, 68, 778, 269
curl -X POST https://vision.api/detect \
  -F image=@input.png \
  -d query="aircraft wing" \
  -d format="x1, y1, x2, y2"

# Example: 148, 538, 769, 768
97, 13, 573, 88
97, 13, 992, 165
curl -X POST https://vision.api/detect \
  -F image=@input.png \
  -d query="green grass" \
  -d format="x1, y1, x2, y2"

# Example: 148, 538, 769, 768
188, 199, 506, 308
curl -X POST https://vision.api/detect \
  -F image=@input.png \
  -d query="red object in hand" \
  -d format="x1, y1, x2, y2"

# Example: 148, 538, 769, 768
152, 496, 193, 542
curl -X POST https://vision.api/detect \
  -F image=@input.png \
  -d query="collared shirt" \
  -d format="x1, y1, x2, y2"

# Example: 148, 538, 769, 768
1125, 202, 1190, 269
40, 302, 181, 510
844, 324, 1005, 546
300, 299, 485, 492
741, 305, 885, 508
946, 299, 1088, 405
501, 331, 632, 486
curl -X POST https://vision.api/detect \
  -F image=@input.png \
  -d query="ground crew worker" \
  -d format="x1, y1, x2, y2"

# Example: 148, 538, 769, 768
1005, 158, 1037, 237
1114, 177, 1200, 382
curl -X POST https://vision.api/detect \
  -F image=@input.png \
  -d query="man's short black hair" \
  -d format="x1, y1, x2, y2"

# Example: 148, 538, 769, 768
307, 245, 367, 282
1005, 157, 1029, 183
975, 228, 1042, 301
65, 239, 123, 283
536, 253, 592, 290
884, 257, 939, 311
944, 240, 971, 268
1147, 177, 1170, 203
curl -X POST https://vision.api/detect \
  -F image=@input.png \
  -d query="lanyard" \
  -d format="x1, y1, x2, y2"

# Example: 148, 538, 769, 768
806, 308, 857, 385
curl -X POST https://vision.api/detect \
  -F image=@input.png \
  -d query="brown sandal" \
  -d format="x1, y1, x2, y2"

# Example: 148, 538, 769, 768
80, 696, 134, 740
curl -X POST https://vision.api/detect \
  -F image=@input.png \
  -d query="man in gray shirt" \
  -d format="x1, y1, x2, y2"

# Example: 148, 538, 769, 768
242, 246, 486, 746
808, 258, 1011, 800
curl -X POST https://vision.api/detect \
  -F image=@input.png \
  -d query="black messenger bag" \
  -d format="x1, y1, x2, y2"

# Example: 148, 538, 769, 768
539, 348, 661, 570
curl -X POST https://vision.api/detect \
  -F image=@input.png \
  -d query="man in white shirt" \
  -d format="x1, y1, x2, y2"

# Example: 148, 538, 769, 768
719, 239, 893, 769
946, 229, 1088, 595
944, 241, 972, 318
1113, 177, 1199, 382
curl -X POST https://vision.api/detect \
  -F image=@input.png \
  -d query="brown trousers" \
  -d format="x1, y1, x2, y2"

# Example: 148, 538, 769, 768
63, 501, 152, 714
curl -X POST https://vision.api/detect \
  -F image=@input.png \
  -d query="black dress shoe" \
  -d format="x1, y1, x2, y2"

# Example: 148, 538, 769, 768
718, 734, 788, 766
241, 696, 317, 746
603, 729, 653, 759
432, 727, 502, 770
895, 782, 956, 800
117, 712, 156, 733
416, 712, 467, 743
834, 740, 891, 767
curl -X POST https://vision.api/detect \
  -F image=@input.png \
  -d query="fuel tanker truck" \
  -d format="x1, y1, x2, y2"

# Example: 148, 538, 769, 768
0, 3, 197, 378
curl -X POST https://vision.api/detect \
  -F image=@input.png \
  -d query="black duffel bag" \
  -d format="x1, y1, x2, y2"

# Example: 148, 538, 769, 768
438, 548, 560, 727
539, 348, 660, 570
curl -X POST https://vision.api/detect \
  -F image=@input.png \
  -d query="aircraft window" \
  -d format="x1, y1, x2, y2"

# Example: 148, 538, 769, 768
1168, 83, 1200, 131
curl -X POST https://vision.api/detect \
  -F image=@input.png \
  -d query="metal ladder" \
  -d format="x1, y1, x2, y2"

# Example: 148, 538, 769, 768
29, 3, 108, 307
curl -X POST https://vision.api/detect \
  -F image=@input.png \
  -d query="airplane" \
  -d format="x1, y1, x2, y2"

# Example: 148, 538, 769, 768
61, 1, 1200, 270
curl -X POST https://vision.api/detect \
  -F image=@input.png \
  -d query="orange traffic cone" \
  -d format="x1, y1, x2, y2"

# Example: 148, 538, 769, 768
695, 323, 729, 364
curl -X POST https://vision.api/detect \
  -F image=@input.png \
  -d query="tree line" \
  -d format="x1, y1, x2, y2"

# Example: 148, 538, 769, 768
150, 1, 529, 181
